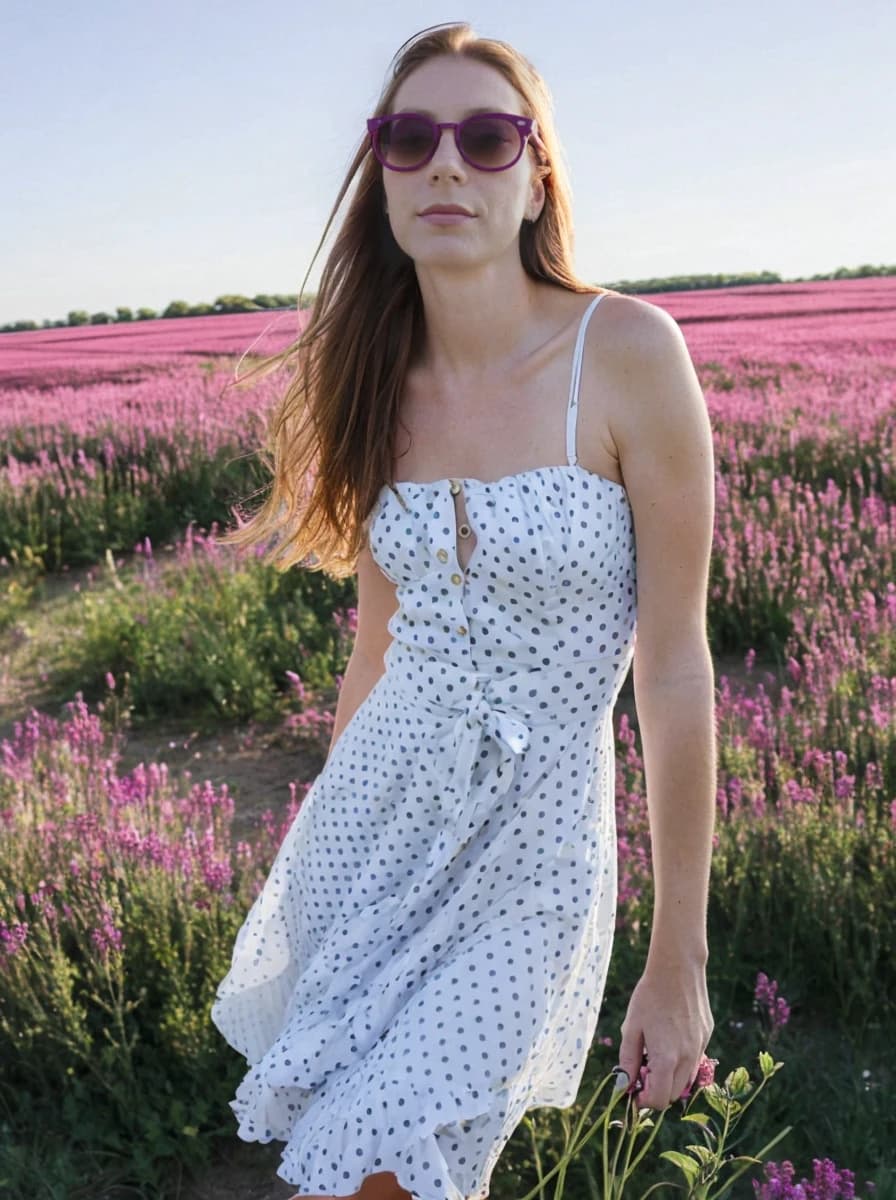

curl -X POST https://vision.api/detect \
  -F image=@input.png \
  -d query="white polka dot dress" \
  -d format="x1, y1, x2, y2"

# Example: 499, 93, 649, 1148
210, 292, 638, 1199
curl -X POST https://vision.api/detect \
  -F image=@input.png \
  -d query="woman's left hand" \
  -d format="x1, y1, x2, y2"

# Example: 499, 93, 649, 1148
616, 953, 714, 1111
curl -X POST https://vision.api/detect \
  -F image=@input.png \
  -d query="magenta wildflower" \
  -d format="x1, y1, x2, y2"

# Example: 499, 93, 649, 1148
89, 903, 124, 960
284, 669, 306, 702
754, 1157, 865, 1200
678, 1053, 719, 1099
695, 1055, 719, 1087
753, 1160, 801, 1200
0, 920, 29, 963
755, 971, 791, 1033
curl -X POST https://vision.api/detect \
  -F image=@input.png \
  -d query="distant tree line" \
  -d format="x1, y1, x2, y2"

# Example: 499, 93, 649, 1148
0, 293, 304, 334
2, 265, 894, 334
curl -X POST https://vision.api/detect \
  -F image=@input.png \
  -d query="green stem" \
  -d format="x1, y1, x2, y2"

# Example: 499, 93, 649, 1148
608, 1099, 633, 1200
637, 1182, 685, 1200
724, 1071, 774, 1124
706, 1099, 732, 1180
615, 1099, 641, 1191
602, 1097, 612, 1200
565, 1070, 621, 1151
518, 1075, 632, 1200
622, 1103, 669, 1179
524, 1116, 548, 1200
601, 1078, 634, 1199
552, 1113, 575, 1200
583, 1150, 601, 1200
516, 1081, 617, 1200
704, 1125, 793, 1200
702, 1072, 775, 1186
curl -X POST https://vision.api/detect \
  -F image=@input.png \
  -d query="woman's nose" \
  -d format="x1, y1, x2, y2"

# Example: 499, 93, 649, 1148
428, 127, 466, 175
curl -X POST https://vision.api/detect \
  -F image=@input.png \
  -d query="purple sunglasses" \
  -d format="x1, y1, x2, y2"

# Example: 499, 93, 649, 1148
367, 111, 549, 173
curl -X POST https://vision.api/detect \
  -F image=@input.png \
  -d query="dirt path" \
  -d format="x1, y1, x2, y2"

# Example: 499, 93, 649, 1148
174, 1139, 299, 1200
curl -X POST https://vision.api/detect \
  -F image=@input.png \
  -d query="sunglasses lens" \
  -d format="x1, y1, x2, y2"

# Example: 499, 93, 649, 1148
377, 116, 435, 169
459, 117, 520, 168
374, 116, 523, 169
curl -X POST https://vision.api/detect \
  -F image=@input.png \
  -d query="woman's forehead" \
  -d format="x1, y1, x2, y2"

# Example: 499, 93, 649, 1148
392, 57, 521, 114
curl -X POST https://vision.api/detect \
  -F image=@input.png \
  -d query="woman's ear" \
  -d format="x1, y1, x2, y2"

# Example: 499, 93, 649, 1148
527, 172, 548, 222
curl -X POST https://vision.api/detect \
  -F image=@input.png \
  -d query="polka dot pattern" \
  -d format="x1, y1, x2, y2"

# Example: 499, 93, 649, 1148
211, 293, 638, 1199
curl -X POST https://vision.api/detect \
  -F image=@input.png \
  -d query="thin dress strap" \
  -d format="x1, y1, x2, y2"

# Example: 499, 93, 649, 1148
566, 293, 607, 466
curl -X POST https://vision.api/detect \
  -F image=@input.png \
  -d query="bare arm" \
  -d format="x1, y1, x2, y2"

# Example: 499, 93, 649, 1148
326, 535, 399, 758
598, 294, 717, 1109
604, 295, 717, 962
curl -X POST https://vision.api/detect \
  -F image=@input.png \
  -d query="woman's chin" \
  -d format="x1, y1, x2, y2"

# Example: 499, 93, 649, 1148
407, 242, 489, 271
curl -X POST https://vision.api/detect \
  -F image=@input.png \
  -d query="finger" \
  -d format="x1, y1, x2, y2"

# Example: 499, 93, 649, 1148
674, 1060, 699, 1102
617, 1026, 644, 1097
638, 1054, 675, 1110
632, 1061, 651, 1110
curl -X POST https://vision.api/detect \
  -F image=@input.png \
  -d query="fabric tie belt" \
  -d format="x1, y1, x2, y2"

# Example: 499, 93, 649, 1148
385, 644, 624, 876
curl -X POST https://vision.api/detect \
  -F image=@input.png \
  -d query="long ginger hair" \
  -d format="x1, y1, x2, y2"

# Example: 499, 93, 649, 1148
217, 21, 610, 579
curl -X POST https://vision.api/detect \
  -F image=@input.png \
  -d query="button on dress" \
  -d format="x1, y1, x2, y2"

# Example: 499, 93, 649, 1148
210, 291, 638, 1200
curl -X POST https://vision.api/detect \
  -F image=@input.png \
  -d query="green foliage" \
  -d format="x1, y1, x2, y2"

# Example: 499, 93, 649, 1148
53, 541, 357, 724
487, 1053, 792, 1200
0, 893, 248, 1196
0, 546, 42, 632
0, 712, 266, 1196
709, 782, 895, 1026
0, 432, 270, 573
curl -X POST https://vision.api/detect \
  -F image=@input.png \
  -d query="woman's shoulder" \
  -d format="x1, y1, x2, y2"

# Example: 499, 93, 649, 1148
580, 288, 700, 476
590, 289, 694, 390
588, 289, 680, 351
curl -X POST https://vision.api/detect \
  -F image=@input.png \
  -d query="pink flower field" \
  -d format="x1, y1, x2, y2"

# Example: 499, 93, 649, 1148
2, 276, 893, 388
0, 275, 893, 1196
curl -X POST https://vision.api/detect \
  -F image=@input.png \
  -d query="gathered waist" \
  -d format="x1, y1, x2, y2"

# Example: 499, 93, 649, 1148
380, 641, 624, 876
384, 640, 625, 730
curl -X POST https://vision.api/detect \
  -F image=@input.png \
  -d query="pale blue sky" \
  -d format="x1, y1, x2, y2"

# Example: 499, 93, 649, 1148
3, 0, 892, 326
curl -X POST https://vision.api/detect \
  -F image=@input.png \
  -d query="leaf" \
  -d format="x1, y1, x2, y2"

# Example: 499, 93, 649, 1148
724, 1066, 749, 1092
724, 1067, 754, 1099
702, 1084, 729, 1117
686, 1144, 716, 1166
660, 1150, 700, 1184
758, 1050, 774, 1077
682, 1112, 712, 1126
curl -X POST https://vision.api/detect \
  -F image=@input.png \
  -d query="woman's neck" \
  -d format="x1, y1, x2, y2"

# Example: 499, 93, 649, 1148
414, 263, 545, 380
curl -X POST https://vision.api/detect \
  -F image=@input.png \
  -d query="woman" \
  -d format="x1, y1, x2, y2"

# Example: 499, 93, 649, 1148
211, 21, 717, 1200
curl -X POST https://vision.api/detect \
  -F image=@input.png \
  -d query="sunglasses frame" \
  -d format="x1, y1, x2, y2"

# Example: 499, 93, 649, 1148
367, 111, 547, 173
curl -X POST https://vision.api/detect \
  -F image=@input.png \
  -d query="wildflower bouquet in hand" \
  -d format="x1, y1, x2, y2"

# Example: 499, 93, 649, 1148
518, 1051, 791, 1200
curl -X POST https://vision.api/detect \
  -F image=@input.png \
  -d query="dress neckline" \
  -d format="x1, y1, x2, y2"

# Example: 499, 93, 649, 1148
387, 461, 628, 496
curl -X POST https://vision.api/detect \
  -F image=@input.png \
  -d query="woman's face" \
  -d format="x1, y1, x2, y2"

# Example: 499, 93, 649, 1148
380, 55, 546, 273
